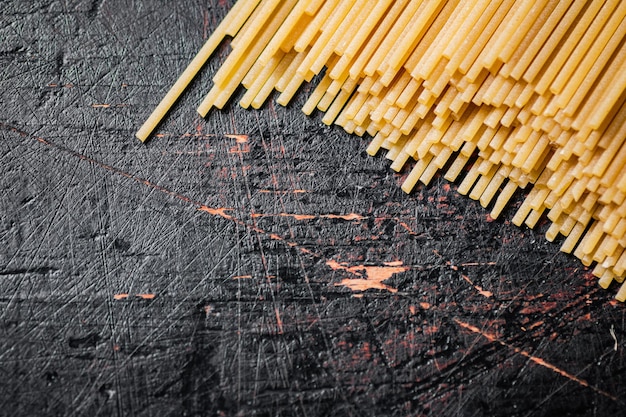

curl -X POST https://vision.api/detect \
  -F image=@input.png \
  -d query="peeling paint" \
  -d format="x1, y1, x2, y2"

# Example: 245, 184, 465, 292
328, 259, 410, 293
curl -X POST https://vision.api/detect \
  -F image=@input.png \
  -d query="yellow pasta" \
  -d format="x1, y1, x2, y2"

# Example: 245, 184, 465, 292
134, 0, 260, 142
136, 0, 626, 301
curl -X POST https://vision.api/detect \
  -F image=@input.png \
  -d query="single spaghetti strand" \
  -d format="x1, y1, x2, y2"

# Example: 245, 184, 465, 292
135, 0, 261, 141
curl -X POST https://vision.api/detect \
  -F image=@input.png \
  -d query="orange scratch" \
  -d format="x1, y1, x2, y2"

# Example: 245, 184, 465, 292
224, 134, 249, 143
324, 213, 364, 221
396, 220, 417, 234
328, 260, 410, 293
275, 307, 284, 334
460, 274, 493, 298
453, 318, 618, 401
136, 293, 156, 300
47, 83, 74, 88
287, 214, 317, 221
113, 293, 129, 300
250, 212, 364, 222
433, 250, 493, 298
114, 293, 156, 300
198, 206, 233, 220
228, 143, 250, 154
233, 274, 253, 280
258, 189, 309, 194
250, 213, 316, 221
1, 124, 326, 267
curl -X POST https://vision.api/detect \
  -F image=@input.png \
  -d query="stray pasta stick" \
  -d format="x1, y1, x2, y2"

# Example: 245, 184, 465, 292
135, 0, 260, 141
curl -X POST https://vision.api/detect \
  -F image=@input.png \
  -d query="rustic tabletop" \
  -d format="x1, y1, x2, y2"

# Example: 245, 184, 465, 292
1, 1, 625, 416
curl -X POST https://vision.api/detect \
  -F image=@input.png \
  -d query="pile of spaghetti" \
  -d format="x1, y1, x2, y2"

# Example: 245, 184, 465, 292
137, 0, 626, 301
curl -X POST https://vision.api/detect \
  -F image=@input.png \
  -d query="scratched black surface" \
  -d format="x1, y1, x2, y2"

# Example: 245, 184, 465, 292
1, 1, 625, 416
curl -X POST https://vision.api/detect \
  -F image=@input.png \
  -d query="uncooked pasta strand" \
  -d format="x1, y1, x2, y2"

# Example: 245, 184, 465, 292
135, 0, 260, 141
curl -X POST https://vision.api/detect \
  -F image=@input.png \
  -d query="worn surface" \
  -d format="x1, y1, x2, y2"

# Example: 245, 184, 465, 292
1, 1, 625, 416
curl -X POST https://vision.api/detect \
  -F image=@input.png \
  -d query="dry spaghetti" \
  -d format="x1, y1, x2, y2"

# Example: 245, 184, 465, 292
136, 0, 626, 301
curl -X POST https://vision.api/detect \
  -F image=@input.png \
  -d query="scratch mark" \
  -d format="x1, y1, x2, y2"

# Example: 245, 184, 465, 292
434, 250, 493, 298
1, 123, 322, 261
113, 294, 129, 300
46, 83, 74, 88
154, 132, 220, 139
224, 133, 249, 143
0, 267, 59, 276
233, 275, 253, 280
113, 293, 156, 300
258, 189, 310, 194
610, 325, 618, 351
459, 274, 493, 298
197, 206, 233, 220
162, 150, 216, 156
250, 212, 364, 222
274, 307, 284, 334
325, 213, 365, 221
228, 144, 250, 154
137, 293, 156, 300
396, 220, 417, 235
458, 261, 498, 267
519, 301, 558, 315
453, 318, 619, 402
328, 259, 410, 293
91, 103, 129, 108
525, 320, 544, 331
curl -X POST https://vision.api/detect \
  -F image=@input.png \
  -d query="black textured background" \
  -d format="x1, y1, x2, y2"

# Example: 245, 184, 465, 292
1, 1, 625, 416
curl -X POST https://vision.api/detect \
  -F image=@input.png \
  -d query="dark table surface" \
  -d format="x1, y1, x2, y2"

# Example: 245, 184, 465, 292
2, 1, 625, 416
